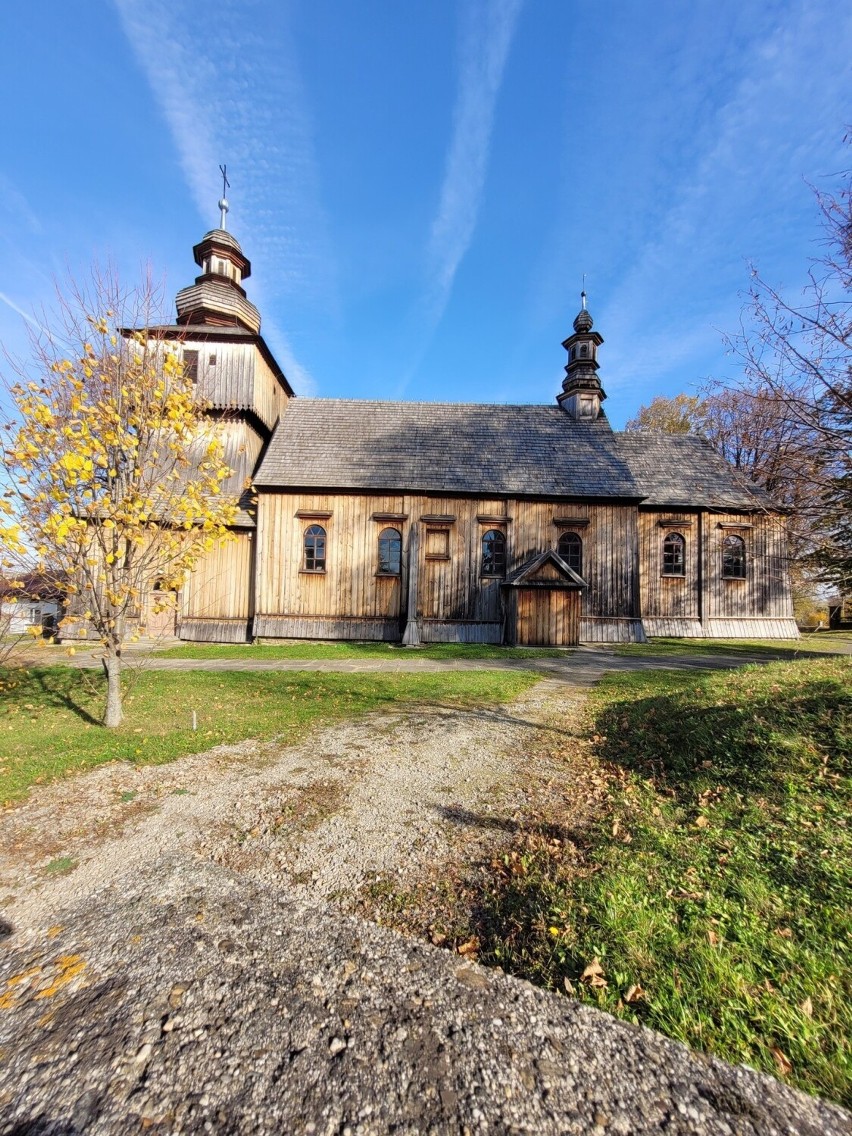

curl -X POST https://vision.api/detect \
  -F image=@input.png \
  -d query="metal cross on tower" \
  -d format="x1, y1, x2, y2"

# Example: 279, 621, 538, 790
218, 164, 230, 230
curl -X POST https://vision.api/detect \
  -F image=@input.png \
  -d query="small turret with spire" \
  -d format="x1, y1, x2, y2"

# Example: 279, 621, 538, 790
557, 290, 606, 420
174, 166, 261, 333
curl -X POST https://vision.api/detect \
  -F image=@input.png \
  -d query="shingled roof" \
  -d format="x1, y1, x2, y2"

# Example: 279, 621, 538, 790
255, 400, 641, 499
254, 398, 775, 510
616, 433, 774, 510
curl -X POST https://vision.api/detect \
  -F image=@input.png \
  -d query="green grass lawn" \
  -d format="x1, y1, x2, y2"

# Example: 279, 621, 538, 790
611, 630, 852, 659
0, 666, 537, 804
156, 641, 564, 661
465, 655, 852, 1105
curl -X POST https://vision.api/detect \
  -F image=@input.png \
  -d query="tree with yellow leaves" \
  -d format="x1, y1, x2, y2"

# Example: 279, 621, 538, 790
1, 270, 237, 726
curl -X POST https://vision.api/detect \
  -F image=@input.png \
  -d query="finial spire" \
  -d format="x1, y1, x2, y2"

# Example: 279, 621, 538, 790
218, 164, 230, 230
557, 288, 606, 418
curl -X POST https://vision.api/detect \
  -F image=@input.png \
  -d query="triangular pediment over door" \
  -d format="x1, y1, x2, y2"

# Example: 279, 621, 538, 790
504, 549, 587, 589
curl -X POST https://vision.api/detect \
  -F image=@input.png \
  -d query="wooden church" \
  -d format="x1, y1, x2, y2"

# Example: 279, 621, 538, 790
145, 213, 798, 647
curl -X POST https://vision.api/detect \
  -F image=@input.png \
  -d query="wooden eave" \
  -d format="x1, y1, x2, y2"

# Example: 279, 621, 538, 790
503, 550, 587, 589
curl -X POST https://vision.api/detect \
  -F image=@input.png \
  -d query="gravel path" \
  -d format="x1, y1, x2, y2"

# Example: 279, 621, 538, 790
0, 679, 573, 931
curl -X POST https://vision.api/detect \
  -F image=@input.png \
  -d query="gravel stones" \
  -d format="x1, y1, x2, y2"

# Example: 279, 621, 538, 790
0, 856, 849, 1136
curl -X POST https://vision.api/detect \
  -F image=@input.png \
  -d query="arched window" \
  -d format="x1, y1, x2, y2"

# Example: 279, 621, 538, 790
662, 532, 686, 576
722, 534, 746, 579
377, 527, 402, 576
303, 524, 326, 572
481, 529, 506, 577
557, 531, 583, 576
580, 343, 589, 358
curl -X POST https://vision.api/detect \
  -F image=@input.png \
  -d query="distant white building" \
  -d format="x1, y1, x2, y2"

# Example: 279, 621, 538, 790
0, 575, 63, 639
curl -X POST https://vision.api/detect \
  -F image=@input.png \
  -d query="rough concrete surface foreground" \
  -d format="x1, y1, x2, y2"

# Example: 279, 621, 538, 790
0, 857, 848, 1136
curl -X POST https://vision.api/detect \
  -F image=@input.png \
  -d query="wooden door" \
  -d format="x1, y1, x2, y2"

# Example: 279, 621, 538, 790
146, 591, 177, 638
515, 588, 579, 646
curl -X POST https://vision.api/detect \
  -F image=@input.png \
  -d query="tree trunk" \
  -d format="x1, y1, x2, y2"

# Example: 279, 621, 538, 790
102, 647, 123, 727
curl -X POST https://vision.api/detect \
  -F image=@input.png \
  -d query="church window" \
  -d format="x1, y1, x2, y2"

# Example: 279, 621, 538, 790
183, 349, 198, 383
662, 532, 686, 576
377, 528, 402, 576
722, 535, 746, 579
303, 525, 327, 572
580, 344, 588, 358
570, 346, 577, 361
481, 529, 506, 577
557, 532, 583, 575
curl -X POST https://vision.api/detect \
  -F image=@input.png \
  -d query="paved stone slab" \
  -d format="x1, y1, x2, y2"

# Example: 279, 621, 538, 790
0, 857, 848, 1136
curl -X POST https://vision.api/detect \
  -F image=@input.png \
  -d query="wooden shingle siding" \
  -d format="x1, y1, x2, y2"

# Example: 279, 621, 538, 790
415, 620, 503, 644
254, 616, 399, 641
702, 618, 799, 638
192, 341, 288, 433
179, 618, 252, 643
579, 617, 646, 643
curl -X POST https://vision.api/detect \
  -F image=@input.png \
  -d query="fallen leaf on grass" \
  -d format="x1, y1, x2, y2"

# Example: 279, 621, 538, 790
770, 1047, 793, 1077
581, 959, 607, 988
624, 984, 645, 1003
694, 816, 710, 829
800, 996, 813, 1018
456, 937, 479, 956
707, 929, 720, 946
775, 927, 793, 939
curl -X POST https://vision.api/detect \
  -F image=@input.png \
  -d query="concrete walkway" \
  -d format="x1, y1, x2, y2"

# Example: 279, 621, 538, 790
31, 642, 838, 687
38, 645, 840, 695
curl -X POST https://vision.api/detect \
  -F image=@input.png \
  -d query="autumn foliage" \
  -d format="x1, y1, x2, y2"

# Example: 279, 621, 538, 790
1, 271, 237, 725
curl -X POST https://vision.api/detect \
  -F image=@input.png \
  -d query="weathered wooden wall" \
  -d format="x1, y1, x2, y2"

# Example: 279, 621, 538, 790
510, 498, 643, 642
640, 508, 798, 638
250, 491, 644, 643
180, 531, 254, 642
700, 510, 797, 638
638, 511, 700, 620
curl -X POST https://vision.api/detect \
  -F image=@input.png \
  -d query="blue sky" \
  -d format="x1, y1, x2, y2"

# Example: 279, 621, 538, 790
1, 0, 850, 428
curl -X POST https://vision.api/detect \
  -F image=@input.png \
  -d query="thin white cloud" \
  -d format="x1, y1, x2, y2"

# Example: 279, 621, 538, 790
597, 1, 852, 400
0, 175, 43, 236
112, 0, 331, 394
0, 292, 47, 334
427, 0, 523, 322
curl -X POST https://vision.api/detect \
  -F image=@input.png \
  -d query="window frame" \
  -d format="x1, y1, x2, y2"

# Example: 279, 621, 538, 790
376, 527, 402, 577
480, 529, 507, 578
661, 531, 686, 577
183, 349, 199, 383
424, 527, 451, 561
722, 534, 747, 580
302, 524, 327, 574
557, 531, 583, 576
